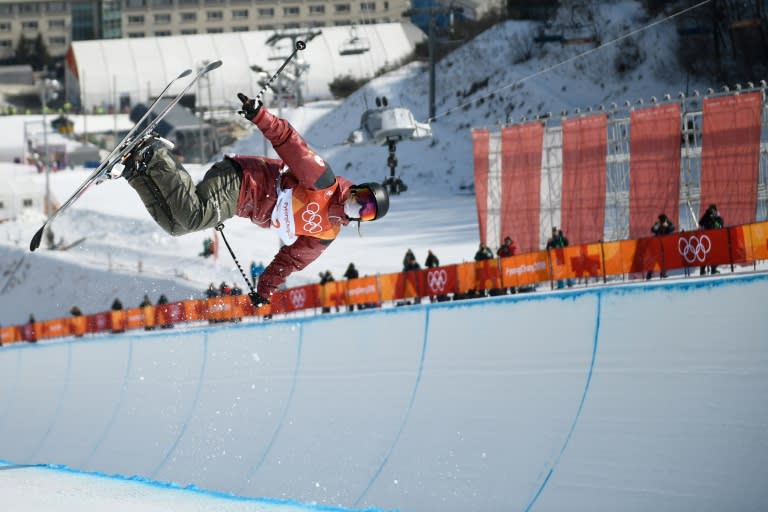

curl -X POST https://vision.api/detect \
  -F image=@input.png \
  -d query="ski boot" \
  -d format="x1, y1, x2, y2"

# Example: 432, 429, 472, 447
108, 132, 175, 180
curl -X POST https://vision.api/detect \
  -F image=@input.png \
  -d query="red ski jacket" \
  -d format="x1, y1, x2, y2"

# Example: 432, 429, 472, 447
229, 106, 353, 299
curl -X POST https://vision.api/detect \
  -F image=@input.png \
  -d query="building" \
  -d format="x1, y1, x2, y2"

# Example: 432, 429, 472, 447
65, 22, 424, 110
0, 163, 46, 221
0, 0, 410, 62
130, 98, 219, 162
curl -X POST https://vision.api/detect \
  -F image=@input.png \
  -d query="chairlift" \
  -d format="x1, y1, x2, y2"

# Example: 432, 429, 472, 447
268, 43, 293, 61
338, 27, 370, 56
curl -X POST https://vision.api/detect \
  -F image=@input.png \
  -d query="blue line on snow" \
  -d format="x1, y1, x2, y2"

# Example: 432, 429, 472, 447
84, 339, 134, 467
152, 332, 209, 478
353, 308, 431, 507
30, 343, 73, 460
522, 293, 602, 512
0, 350, 22, 431
238, 322, 305, 493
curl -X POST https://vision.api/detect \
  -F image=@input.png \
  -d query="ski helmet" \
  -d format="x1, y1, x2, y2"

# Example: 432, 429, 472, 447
351, 182, 390, 221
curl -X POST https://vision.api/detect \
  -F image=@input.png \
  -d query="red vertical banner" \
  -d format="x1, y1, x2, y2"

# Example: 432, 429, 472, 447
561, 114, 607, 245
501, 122, 544, 253
472, 129, 490, 246
629, 103, 681, 239
701, 92, 762, 225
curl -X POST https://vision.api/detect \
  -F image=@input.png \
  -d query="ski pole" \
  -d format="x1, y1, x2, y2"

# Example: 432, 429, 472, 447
254, 40, 306, 103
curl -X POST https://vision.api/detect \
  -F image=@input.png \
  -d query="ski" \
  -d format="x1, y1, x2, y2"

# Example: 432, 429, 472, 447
29, 60, 222, 252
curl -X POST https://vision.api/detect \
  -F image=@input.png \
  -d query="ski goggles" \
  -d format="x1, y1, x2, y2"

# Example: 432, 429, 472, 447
352, 187, 378, 221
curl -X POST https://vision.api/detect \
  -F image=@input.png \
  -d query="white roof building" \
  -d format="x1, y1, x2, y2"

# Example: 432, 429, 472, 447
65, 23, 424, 112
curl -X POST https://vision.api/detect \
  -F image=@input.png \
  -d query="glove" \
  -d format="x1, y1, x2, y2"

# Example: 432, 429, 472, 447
249, 291, 270, 308
237, 92, 262, 120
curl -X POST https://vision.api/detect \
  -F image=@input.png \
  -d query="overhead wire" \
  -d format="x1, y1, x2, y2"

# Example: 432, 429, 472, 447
427, 0, 714, 123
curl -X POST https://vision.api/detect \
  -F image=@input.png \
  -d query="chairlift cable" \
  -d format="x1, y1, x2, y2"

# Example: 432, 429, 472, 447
427, 0, 713, 124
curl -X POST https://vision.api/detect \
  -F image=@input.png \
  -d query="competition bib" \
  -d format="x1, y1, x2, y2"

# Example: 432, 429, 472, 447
270, 185, 340, 246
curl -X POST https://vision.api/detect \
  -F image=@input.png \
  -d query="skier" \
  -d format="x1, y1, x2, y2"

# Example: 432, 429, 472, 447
120, 93, 389, 307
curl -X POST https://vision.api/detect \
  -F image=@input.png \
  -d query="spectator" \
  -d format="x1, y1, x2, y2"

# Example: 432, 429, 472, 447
496, 236, 517, 258
111, 298, 123, 311
205, 283, 219, 298
474, 243, 493, 261
699, 203, 724, 275
219, 281, 232, 296
343, 263, 359, 311
136, 294, 155, 330
150, 293, 173, 329
546, 227, 572, 289
199, 237, 214, 258
250, 261, 265, 287
492, 236, 518, 295
319, 270, 337, 313
26, 314, 37, 343
647, 213, 675, 280
425, 250, 440, 268
403, 249, 421, 271
343, 262, 359, 280
231, 284, 243, 296
68, 306, 85, 336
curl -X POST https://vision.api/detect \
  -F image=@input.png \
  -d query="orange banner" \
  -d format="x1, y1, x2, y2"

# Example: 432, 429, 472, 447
549, 244, 603, 280
629, 236, 664, 274
0, 326, 21, 345
207, 296, 239, 322
501, 251, 549, 287
70, 316, 87, 337
602, 239, 637, 276
41, 318, 70, 339
320, 282, 346, 310
124, 307, 146, 331
346, 276, 380, 305
3, 219, 768, 347
475, 259, 501, 290
110, 310, 126, 333
455, 262, 477, 294
142, 305, 155, 329
181, 300, 205, 323
748, 222, 768, 260
378, 271, 423, 301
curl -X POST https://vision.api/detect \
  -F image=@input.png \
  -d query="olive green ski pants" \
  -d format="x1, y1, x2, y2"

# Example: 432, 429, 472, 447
126, 147, 243, 236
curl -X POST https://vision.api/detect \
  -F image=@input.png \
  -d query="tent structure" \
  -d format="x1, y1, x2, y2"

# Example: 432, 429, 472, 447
65, 23, 424, 112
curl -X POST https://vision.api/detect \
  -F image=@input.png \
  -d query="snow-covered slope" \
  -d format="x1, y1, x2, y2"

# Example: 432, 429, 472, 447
0, 2, 715, 324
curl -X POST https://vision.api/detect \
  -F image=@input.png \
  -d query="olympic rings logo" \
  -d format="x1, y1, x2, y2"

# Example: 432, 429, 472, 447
289, 289, 306, 308
678, 234, 712, 263
426, 269, 448, 293
301, 202, 323, 234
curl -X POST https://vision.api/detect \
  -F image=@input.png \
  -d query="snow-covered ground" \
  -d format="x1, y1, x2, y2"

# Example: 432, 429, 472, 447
0, 2, 717, 325
0, 3, 766, 511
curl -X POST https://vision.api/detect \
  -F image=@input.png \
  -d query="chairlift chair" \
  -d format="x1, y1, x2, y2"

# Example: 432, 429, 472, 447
338, 27, 370, 56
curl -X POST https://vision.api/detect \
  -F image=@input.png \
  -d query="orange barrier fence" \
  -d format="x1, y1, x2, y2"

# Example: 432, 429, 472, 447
3, 222, 767, 345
